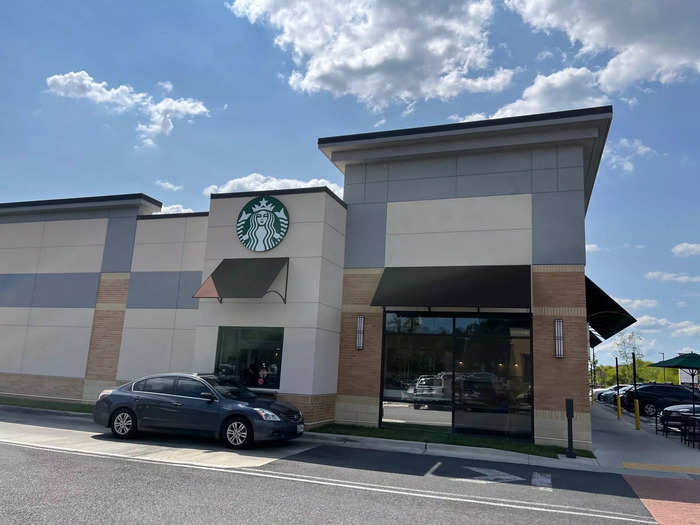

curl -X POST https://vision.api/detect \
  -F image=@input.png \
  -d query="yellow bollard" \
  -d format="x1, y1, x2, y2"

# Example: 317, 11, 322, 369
616, 395, 622, 420
634, 399, 640, 430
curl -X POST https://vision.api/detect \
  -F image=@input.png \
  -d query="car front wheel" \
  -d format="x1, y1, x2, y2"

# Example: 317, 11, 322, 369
642, 403, 657, 417
223, 417, 253, 449
111, 408, 137, 439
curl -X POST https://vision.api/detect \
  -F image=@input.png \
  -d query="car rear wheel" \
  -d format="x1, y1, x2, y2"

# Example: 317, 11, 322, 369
223, 417, 253, 449
111, 408, 137, 439
642, 403, 657, 417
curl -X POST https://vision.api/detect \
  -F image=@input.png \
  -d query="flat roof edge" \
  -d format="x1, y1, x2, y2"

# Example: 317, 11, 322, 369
318, 105, 613, 146
0, 193, 162, 210
210, 186, 346, 209
137, 211, 209, 220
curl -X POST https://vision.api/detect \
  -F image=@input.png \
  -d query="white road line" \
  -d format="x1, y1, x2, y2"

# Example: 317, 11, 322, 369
0, 439, 654, 523
426, 461, 442, 476
531, 472, 553, 492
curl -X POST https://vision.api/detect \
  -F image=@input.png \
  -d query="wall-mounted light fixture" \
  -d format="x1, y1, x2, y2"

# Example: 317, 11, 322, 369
554, 319, 564, 358
356, 315, 365, 350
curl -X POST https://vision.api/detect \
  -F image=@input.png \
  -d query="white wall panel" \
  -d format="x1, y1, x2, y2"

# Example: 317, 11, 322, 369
124, 308, 176, 329
130, 242, 183, 272
278, 328, 317, 395
181, 242, 206, 271
0, 307, 30, 326
22, 326, 91, 378
174, 309, 200, 330
0, 326, 26, 373
170, 330, 196, 372
192, 326, 218, 373
312, 329, 340, 395
185, 217, 208, 242
386, 229, 531, 267
28, 308, 94, 327
38, 245, 104, 273
0, 247, 40, 273
42, 219, 107, 246
135, 218, 186, 244
117, 328, 174, 380
322, 223, 345, 268
0, 222, 43, 248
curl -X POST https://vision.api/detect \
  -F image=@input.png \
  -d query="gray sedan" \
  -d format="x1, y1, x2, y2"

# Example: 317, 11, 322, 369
93, 373, 304, 449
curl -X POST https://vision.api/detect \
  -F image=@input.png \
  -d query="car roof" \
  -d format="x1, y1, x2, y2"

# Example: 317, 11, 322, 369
131, 373, 201, 382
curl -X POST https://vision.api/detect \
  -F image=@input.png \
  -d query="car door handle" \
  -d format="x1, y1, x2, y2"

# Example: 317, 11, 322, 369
170, 401, 183, 406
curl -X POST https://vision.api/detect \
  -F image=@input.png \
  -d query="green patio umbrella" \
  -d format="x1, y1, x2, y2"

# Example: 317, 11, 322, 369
650, 352, 700, 415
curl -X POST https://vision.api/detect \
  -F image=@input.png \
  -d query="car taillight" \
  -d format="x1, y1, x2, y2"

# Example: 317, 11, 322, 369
98, 389, 113, 401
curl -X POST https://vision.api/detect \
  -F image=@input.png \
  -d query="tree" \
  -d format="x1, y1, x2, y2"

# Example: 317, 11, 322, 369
614, 332, 645, 383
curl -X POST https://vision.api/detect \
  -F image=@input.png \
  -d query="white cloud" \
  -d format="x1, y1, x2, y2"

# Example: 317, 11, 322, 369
155, 204, 194, 214
491, 67, 609, 118
612, 297, 658, 310
505, 1, 700, 93
672, 243, 700, 257
671, 322, 700, 338
157, 80, 173, 93
680, 346, 697, 354
585, 243, 601, 253
645, 271, 700, 284
155, 179, 183, 192
447, 112, 487, 123
226, 0, 514, 111
623, 243, 646, 249
373, 118, 386, 128
203, 172, 343, 199
604, 138, 656, 172
535, 50, 553, 61
634, 315, 700, 338
46, 71, 208, 147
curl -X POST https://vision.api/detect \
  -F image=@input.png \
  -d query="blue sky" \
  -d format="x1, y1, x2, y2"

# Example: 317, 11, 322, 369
1, 1, 699, 364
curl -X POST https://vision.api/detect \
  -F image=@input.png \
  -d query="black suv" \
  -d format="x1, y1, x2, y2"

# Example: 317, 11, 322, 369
621, 383, 700, 417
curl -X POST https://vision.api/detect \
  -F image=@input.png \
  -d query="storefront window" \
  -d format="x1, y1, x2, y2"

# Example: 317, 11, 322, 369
215, 327, 283, 389
382, 314, 532, 437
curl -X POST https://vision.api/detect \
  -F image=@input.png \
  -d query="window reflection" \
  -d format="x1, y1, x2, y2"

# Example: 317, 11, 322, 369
382, 314, 532, 437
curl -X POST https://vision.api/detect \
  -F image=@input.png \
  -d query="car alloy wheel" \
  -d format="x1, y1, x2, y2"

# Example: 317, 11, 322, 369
225, 418, 252, 449
643, 403, 657, 417
111, 409, 136, 439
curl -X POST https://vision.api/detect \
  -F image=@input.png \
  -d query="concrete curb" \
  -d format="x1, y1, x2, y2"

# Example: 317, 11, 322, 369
0, 403, 93, 418
300, 432, 602, 472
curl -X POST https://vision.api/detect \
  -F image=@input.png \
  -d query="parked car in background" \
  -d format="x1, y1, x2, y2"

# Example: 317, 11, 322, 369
600, 385, 632, 404
596, 384, 630, 401
659, 404, 699, 427
93, 373, 304, 449
622, 383, 700, 417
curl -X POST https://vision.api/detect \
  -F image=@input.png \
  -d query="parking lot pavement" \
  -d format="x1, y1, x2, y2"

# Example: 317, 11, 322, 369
0, 405, 315, 469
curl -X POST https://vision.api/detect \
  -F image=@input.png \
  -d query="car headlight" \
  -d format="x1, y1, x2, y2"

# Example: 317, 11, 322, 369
253, 408, 281, 421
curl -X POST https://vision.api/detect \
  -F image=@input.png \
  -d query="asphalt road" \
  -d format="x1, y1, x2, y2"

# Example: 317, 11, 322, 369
0, 406, 656, 525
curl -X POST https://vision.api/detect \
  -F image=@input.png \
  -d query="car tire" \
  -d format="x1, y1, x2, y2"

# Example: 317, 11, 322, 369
223, 417, 253, 449
642, 403, 657, 417
110, 408, 137, 439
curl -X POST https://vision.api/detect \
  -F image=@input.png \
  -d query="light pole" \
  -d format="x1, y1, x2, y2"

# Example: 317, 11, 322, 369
661, 352, 665, 382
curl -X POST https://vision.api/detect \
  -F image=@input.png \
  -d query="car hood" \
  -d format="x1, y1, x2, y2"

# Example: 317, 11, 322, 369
661, 404, 698, 413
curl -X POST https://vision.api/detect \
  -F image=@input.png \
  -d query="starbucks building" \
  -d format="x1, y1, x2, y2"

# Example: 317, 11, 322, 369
0, 106, 634, 449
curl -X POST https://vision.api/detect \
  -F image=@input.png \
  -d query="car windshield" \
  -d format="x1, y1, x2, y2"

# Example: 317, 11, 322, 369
200, 376, 257, 401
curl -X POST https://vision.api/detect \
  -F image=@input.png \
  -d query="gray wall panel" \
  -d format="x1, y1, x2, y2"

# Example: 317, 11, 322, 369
177, 271, 202, 309
101, 217, 137, 272
388, 176, 456, 202
32, 273, 99, 308
0, 206, 140, 224
533, 169, 558, 193
364, 181, 388, 203
127, 271, 202, 309
127, 272, 180, 308
343, 183, 365, 204
365, 163, 388, 182
0, 274, 35, 307
344, 203, 386, 268
457, 171, 531, 197
532, 191, 585, 264
458, 150, 531, 175
558, 166, 584, 191
345, 164, 365, 184
388, 157, 456, 181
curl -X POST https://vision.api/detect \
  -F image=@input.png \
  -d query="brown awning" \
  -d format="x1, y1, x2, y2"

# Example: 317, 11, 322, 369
193, 258, 289, 303
370, 266, 531, 309
586, 277, 636, 340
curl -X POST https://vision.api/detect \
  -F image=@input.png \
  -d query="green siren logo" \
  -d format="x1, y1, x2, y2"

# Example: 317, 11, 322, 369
236, 196, 289, 252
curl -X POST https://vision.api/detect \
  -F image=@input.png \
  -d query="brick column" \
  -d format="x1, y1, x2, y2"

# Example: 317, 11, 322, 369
532, 265, 591, 449
82, 273, 129, 400
335, 269, 383, 426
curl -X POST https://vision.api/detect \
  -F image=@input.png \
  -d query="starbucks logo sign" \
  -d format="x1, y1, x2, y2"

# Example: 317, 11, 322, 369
236, 196, 289, 252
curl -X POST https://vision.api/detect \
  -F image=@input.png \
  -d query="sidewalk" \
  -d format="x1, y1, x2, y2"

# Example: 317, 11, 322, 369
592, 401, 700, 477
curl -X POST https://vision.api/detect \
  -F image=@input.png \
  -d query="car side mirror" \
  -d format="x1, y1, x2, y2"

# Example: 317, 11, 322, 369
200, 392, 215, 402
